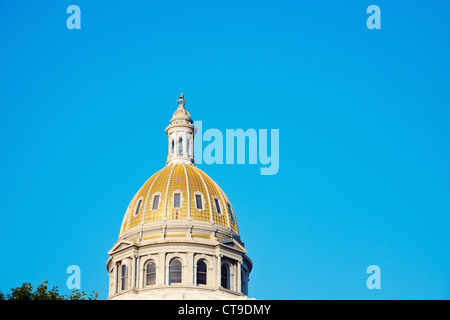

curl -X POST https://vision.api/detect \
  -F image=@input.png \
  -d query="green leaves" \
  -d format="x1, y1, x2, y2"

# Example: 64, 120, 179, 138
1, 280, 98, 300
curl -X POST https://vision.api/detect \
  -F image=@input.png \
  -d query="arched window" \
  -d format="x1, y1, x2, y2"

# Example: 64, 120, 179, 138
152, 194, 160, 211
146, 261, 156, 286
221, 264, 229, 289
214, 198, 222, 215
196, 260, 207, 285
171, 139, 174, 155
169, 259, 182, 284
121, 264, 128, 291
187, 135, 191, 155
173, 192, 181, 209
227, 203, 235, 223
134, 199, 142, 216
195, 194, 203, 210
178, 137, 183, 154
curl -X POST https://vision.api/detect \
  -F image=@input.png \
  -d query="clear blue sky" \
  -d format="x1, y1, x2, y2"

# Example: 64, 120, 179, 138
1, 0, 449, 299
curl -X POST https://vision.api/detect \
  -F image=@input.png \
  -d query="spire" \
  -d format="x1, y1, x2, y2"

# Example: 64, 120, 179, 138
165, 94, 197, 166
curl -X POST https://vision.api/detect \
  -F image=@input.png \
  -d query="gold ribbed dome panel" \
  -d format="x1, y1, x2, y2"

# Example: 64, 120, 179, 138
120, 167, 165, 234
196, 169, 229, 229
167, 164, 188, 220
185, 164, 211, 223
144, 165, 173, 223
119, 164, 239, 236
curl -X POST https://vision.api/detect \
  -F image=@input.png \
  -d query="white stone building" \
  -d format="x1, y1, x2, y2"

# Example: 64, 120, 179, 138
106, 94, 253, 300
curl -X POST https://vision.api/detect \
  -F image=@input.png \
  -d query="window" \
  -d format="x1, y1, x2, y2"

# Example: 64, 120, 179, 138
173, 193, 181, 208
187, 135, 191, 155
178, 137, 183, 154
146, 262, 156, 286
195, 194, 203, 210
227, 203, 235, 222
221, 265, 229, 289
134, 199, 142, 216
196, 260, 207, 285
171, 139, 174, 155
169, 259, 182, 284
214, 198, 221, 215
121, 264, 128, 291
152, 194, 160, 210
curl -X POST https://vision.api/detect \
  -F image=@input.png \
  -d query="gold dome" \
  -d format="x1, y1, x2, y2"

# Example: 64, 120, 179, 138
120, 164, 239, 236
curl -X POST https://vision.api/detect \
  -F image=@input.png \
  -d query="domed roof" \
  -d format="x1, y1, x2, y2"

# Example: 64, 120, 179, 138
172, 106, 191, 119
119, 163, 239, 236
170, 93, 191, 122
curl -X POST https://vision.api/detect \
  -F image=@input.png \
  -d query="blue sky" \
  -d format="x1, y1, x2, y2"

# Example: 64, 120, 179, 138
1, 0, 449, 299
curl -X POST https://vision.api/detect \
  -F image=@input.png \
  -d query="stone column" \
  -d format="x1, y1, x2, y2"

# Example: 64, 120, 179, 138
138, 256, 144, 289
237, 260, 242, 293
216, 254, 222, 288
116, 262, 120, 294
168, 135, 171, 157
183, 132, 188, 158
158, 252, 166, 285
137, 255, 141, 289
132, 255, 137, 289
187, 252, 194, 285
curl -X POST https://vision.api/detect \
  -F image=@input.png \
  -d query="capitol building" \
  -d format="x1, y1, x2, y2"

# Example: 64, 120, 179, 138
106, 94, 253, 299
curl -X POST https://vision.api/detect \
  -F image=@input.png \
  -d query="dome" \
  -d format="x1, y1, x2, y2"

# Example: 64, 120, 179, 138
107, 94, 252, 300
172, 106, 191, 120
119, 163, 239, 237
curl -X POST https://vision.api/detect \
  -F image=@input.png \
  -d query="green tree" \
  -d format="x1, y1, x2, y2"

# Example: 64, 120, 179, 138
2, 280, 98, 300
8, 282, 33, 300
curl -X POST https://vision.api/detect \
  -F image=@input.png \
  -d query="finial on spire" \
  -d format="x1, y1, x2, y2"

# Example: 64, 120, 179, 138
177, 93, 186, 107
